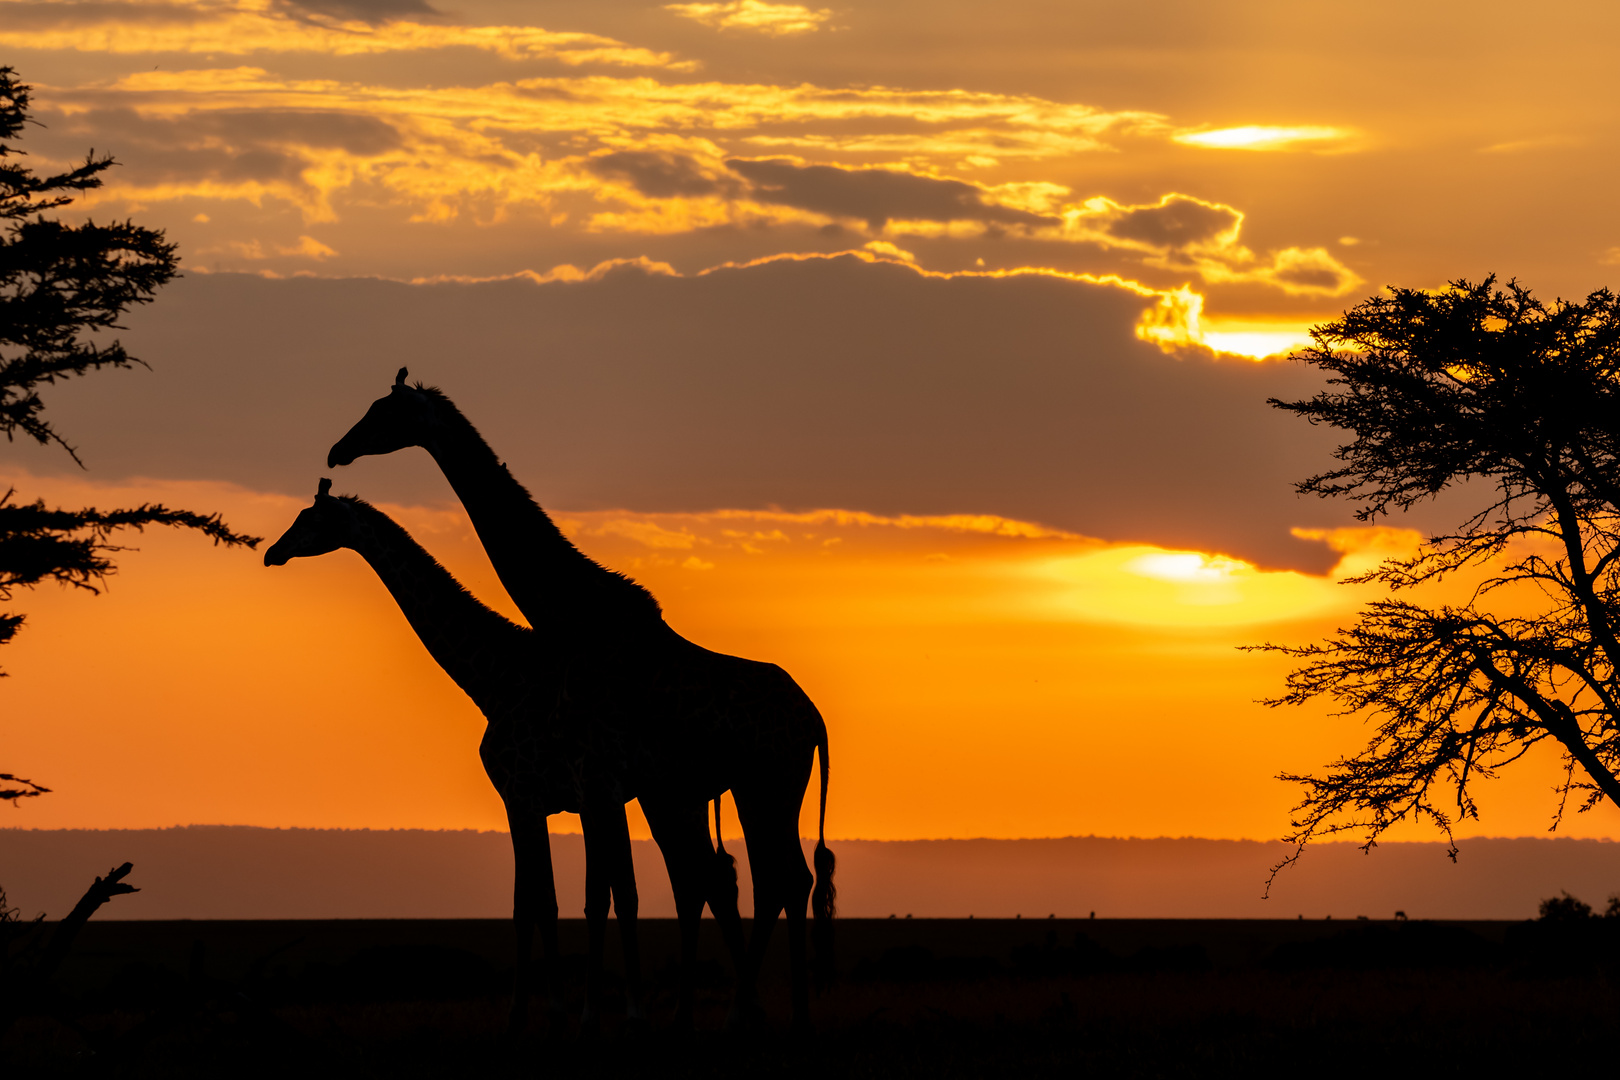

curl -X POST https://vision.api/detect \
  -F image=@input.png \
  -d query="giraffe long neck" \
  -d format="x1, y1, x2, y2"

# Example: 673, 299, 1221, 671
341, 498, 535, 715
420, 396, 662, 642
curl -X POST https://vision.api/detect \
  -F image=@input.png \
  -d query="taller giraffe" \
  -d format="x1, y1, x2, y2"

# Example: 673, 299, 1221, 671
262, 481, 642, 1029
328, 370, 835, 1026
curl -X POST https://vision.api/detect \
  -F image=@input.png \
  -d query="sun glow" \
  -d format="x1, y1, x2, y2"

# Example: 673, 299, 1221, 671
1198, 317, 1320, 360
1174, 126, 1349, 151
1031, 545, 1351, 627
1127, 552, 1246, 583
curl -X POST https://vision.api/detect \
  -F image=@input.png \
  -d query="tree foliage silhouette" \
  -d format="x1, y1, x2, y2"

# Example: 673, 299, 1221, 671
0, 66, 259, 674
1256, 276, 1620, 875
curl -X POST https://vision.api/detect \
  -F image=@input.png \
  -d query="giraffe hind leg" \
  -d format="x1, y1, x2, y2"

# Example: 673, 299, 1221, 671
732, 768, 815, 1028
710, 796, 748, 978
642, 795, 718, 1030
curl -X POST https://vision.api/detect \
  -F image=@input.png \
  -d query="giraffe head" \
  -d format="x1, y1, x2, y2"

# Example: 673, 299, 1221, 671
263, 478, 359, 566
328, 367, 440, 468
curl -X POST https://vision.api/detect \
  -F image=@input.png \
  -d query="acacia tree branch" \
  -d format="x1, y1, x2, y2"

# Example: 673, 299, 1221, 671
0, 66, 261, 681
0, 772, 49, 802
1544, 489, 1620, 681
1470, 651, 1620, 806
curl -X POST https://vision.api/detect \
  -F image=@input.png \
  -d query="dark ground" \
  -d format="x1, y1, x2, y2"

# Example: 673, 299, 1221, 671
7, 916, 1619, 1077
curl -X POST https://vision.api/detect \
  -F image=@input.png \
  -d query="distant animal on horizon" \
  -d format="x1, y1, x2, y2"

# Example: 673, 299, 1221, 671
327, 369, 835, 1028
262, 480, 647, 1028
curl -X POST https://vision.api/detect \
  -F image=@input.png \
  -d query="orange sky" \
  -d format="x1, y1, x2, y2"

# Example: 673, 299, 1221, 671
6, 0, 1620, 844
7, 471, 1619, 843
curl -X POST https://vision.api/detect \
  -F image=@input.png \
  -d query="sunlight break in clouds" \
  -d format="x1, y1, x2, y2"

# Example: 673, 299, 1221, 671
1174, 126, 1352, 151
664, 1, 834, 35
374, 246, 1274, 364
682, 246, 1249, 360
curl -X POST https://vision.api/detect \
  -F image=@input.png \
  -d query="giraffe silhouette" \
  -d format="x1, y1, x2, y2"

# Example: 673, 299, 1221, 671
262, 480, 644, 1030
328, 370, 836, 1027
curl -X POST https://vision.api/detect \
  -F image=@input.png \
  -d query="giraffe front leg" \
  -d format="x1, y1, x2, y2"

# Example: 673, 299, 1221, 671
600, 800, 646, 1026
582, 798, 646, 1030
509, 912, 534, 1038
579, 802, 615, 1034
510, 815, 563, 1037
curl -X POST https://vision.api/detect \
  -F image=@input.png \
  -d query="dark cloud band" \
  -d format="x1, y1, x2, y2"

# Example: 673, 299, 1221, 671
16, 255, 1363, 571
727, 158, 1057, 230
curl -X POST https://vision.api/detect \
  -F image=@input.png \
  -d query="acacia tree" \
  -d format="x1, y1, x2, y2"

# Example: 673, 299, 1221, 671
1257, 276, 1620, 876
1, 66, 258, 685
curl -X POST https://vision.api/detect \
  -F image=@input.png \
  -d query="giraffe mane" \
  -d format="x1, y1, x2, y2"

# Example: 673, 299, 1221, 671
407, 385, 662, 616
336, 493, 529, 630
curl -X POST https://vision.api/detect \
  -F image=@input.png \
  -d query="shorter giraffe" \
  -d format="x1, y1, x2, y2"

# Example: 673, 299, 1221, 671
263, 479, 644, 1029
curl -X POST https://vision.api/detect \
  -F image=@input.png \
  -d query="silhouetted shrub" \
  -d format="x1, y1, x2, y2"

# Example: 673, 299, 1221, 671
1504, 894, 1620, 976
1538, 892, 1595, 922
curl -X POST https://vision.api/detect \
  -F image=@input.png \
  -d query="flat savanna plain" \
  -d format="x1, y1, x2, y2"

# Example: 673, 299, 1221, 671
9, 917, 1620, 1077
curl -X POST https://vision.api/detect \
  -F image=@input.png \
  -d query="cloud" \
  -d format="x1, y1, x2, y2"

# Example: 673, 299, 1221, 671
586, 150, 735, 199
664, 1, 833, 36
30, 66, 1153, 229
206, 234, 334, 259
726, 158, 1058, 230
584, 519, 701, 549
1096, 195, 1241, 249
0, 0, 686, 65
12, 255, 1364, 572
28, 101, 419, 221
23, 71, 1351, 302
56, 105, 404, 158
1478, 135, 1579, 154
79, 64, 1157, 164
270, 0, 440, 24
19, 64, 1346, 300
1066, 194, 1361, 297
705, 508, 1081, 539
281, 234, 337, 259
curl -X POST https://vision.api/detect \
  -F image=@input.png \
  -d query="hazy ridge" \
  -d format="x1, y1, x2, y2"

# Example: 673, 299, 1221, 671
4, 828, 1618, 921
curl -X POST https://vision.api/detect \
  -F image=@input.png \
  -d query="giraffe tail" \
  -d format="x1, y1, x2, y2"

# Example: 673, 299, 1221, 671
712, 797, 739, 915
811, 724, 836, 990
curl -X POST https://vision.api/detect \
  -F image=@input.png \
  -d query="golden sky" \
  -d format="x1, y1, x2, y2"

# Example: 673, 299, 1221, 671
6, 0, 1620, 841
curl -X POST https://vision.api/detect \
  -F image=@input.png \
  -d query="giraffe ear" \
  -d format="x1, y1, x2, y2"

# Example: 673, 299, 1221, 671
394, 366, 409, 387
317, 477, 333, 499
